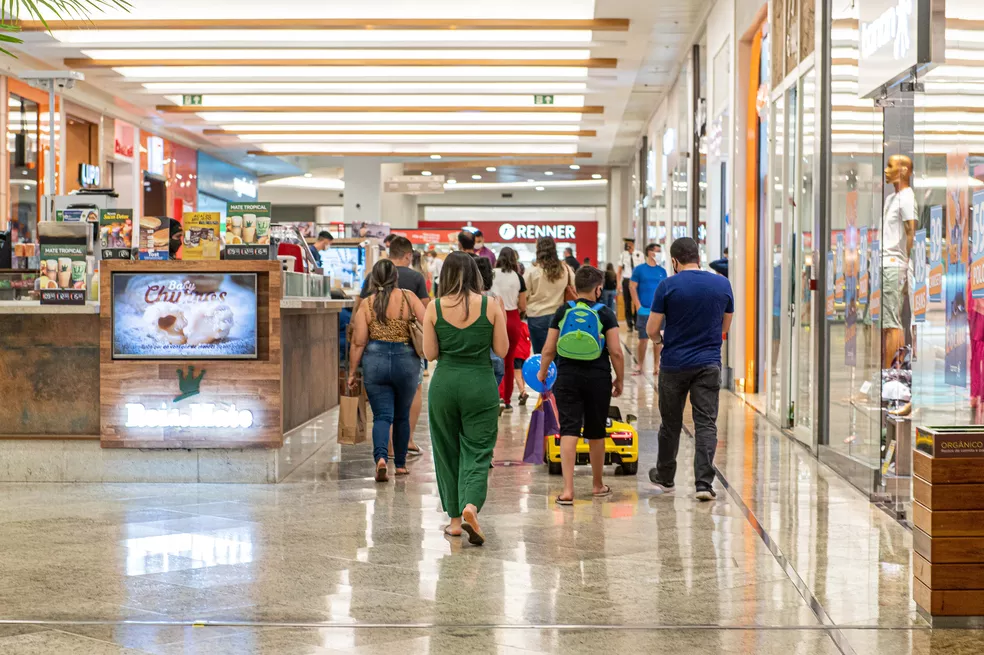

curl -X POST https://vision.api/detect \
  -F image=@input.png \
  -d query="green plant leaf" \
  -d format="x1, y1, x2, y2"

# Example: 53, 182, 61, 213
0, 0, 131, 57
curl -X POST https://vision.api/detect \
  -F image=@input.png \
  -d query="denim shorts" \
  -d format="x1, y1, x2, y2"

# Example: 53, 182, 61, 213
635, 313, 650, 339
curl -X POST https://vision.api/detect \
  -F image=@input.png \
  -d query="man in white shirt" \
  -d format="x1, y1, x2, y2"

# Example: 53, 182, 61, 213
616, 240, 645, 327
427, 250, 443, 296
881, 154, 917, 368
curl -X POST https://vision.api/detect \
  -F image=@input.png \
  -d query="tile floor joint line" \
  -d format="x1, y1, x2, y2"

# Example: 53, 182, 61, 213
0, 619, 934, 631
711, 464, 860, 655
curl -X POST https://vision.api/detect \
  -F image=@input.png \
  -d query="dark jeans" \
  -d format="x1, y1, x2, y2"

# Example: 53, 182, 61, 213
601, 289, 617, 314
622, 278, 635, 325
363, 341, 420, 467
527, 314, 553, 355
655, 365, 721, 489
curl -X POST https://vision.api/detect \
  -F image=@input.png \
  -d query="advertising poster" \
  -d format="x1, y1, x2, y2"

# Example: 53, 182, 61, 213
845, 270, 857, 366
99, 209, 133, 260
946, 150, 969, 387
225, 202, 272, 260
138, 216, 170, 261
112, 273, 258, 359
859, 227, 869, 304
834, 233, 845, 303
870, 240, 881, 322
182, 212, 221, 260
929, 204, 944, 301
38, 243, 86, 305
973, 189, 984, 299
352, 222, 391, 240
826, 251, 835, 321
913, 229, 928, 323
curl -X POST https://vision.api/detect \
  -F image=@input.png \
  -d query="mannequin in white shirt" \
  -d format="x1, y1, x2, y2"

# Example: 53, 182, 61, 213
882, 154, 917, 370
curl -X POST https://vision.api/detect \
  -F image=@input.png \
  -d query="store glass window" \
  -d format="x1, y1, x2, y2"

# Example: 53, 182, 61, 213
7, 94, 40, 244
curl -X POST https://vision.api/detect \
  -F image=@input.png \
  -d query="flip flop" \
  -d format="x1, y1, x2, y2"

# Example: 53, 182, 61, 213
555, 496, 574, 506
374, 462, 388, 483
443, 525, 462, 537
461, 507, 485, 546
407, 445, 422, 456
592, 485, 613, 498
395, 467, 410, 476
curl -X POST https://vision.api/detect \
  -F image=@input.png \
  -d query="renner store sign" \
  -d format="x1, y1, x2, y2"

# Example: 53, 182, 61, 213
857, 0, 942, 98
419, 220, 599, 263
497, 223, 576, 240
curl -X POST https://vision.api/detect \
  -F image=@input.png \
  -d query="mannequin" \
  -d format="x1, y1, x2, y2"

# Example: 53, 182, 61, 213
881, 154, 917, 369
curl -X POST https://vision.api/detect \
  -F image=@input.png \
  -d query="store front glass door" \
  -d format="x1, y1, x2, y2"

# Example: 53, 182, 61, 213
767, 93, 786, 422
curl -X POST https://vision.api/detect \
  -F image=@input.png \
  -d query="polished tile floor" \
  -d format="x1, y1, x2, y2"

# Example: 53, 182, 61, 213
0, 347, 982, 653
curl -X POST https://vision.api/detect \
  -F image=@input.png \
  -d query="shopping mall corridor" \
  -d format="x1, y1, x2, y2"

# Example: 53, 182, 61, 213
0, 363, 980, 654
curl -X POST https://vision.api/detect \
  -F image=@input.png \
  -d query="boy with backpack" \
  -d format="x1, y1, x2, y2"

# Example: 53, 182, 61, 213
538, 266, 625, 505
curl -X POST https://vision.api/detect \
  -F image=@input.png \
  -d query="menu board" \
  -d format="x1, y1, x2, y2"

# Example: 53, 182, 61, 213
225, 202, 271, 260
182, 212, 221, 260
100, 209, 133, 260
38, 243, 87, 305
111, 272, 258, 359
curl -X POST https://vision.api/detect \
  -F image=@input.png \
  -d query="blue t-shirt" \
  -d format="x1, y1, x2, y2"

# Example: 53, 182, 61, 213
650, 269, 734, 371
630, 262, 667, 316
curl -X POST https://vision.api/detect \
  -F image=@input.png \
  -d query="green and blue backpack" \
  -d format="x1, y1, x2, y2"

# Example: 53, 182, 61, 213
556, 301, 606, 361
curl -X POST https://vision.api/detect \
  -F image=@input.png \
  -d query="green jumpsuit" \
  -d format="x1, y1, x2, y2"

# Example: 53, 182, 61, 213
429, 296, 500, 518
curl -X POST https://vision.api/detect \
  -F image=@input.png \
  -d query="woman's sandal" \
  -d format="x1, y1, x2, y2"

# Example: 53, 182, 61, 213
592, 485, 613, 498
395, 467, 410, 476
555, 496, 574, 506
375, 461, 388, 483
443, 525, 462, 537
461, 507, 485, 546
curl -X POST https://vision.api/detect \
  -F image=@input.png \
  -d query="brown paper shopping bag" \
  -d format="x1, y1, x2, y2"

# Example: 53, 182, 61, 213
337, 377, 368, 445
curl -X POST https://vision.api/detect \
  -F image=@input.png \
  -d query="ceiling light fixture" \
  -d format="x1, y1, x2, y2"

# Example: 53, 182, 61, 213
527, 178, 535, 182
591, 173, 602, 179
421, 170, 432, 176
303, 172, 313, 177
431, 154, 442, 159
486, 166, 497, 172
544, 170, 554, 175
447, 178, 457, 184
535, 186, 545, 191
569, 164, 580, 169
472, 174, 482, 180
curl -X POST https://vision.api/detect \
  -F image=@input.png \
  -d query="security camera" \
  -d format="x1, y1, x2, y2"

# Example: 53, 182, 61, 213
19, 70, 85, 91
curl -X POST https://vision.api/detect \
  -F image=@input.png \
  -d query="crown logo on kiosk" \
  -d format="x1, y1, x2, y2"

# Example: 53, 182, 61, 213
174, 366, 205, 403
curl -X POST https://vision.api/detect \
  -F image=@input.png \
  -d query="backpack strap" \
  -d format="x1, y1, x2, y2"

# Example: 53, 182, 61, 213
590, 303, 605, 312
568, 300, 577, 309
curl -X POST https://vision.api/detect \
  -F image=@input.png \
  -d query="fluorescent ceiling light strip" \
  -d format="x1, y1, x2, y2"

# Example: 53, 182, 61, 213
114, 66, 591, 79
261, 177, 605, 191
237, 133, 581, 142
143, 81, 590, 93
256, 143, 579, 154
195, 111, 588, 122
163, 94, 585, 107
55, 29, 594, 44
82, 48, 593, 60
212, 123, 587, 132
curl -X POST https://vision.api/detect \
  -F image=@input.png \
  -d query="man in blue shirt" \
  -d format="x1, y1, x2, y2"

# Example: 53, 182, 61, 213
629, 243, 667, 376
646, 237, 734, 501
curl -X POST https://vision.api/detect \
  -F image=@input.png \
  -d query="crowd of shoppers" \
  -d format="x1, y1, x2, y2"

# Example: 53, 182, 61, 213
347, 229, 733, 545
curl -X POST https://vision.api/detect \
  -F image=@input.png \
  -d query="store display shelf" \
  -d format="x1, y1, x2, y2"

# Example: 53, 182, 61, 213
0, 300, 99, 314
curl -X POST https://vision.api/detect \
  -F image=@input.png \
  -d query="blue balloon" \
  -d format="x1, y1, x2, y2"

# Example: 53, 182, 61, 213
522, 354, 557, 393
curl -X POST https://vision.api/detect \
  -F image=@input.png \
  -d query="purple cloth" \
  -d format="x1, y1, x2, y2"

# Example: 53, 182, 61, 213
523, 393, 560, 464
477, 246, 496, 266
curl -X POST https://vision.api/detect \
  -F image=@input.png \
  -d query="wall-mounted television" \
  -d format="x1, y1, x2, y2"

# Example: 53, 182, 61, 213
112, 272, 258, 359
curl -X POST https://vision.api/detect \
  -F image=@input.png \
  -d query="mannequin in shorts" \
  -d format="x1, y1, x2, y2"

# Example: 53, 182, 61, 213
881, 154, 917, 369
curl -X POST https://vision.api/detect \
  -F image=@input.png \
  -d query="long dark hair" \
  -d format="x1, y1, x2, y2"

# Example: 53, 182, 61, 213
475, 256, 494, 292
439, 251, 483, 320
369, 258, 398, 324
496, 246, 520, 274
605, 262, 617, 285
535, 236, 564, 282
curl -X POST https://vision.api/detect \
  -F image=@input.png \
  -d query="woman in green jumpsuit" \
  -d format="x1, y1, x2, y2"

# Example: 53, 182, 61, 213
423, 252, 509, 546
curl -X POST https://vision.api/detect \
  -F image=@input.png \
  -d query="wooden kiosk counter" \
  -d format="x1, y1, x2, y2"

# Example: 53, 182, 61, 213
0, 260, 351, 482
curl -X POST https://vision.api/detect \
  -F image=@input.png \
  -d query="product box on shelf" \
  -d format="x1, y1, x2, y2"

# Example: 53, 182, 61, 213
224, 202, 272, 260
100, 209, 133, 260
183, 212, 221, 260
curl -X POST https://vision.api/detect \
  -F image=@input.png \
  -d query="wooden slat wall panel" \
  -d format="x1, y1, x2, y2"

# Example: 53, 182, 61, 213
914, 450, 984, 484
281, 309, 340, 433
100, 260, 283, 449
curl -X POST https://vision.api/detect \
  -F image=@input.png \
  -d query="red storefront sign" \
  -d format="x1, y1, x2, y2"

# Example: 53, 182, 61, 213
114, 121, 135, 159
416, 220, 598, 263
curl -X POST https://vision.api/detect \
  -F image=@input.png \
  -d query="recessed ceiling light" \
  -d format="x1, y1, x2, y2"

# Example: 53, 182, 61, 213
303, 172, 313, 178
430, 154, 442, 159
447, 178, 457, 184
422, 170, 432, 176
544, 171, 554, 175
486, 166, 497, 172
569, 164, 580, 170
527, 178, 535, 182
535, 186, 545, 191
472, 174, 482, 180
591, 173, 602, 179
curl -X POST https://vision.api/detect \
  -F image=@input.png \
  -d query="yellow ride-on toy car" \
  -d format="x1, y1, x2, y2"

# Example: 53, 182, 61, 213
545, 406, 639, 475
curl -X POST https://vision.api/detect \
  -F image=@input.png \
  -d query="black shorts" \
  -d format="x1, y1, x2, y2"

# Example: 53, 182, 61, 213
553, 374, 613, 440
514, 357, 525, 370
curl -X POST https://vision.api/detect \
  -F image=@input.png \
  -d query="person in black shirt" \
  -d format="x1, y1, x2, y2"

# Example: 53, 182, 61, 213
538, 266, 625, 505
310, 231, 333, 268
564, 247, 581, 271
